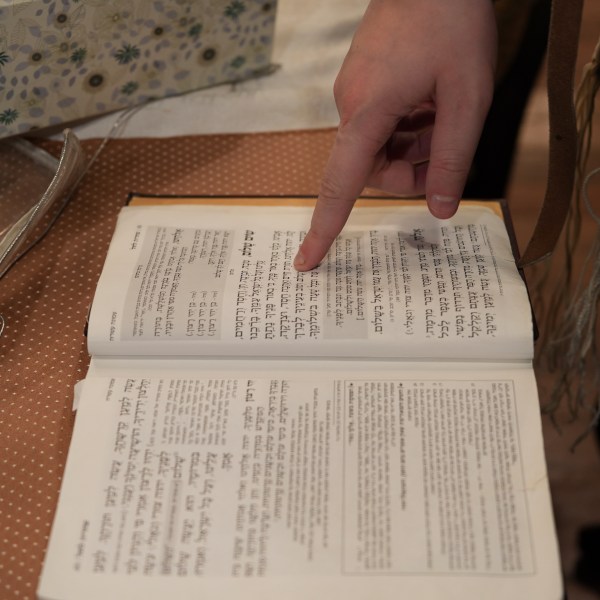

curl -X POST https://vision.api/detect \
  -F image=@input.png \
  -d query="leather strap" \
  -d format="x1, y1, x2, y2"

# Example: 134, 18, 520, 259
519, 0, 584, 266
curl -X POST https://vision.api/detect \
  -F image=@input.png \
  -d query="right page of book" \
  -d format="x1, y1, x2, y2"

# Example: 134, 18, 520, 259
87, 202, 534, 361
38, 362, 561, 600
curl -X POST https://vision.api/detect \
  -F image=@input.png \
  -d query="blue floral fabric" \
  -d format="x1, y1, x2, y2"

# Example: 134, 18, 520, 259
0, 0, 277, 137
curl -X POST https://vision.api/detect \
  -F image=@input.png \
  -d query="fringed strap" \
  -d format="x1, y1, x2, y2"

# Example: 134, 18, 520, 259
545, 168, 600, 446
518, 0, 584, 266
540, 37, 600, 366
539, 38, 600, 445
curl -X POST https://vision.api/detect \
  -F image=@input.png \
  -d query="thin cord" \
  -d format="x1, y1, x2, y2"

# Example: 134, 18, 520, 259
1, 63, 280, 279
11, 104, 146, 267
543, 167, 600, 446
582, 166, 600, 226
0, 62, 281, 338
0, 104, 145, 339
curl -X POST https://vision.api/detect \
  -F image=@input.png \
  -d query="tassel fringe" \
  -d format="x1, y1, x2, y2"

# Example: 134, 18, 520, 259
534, 38, 600, 445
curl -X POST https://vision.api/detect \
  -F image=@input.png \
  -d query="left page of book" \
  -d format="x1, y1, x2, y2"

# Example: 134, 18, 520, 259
38, 365, 561, 600
86, 203, 534, 361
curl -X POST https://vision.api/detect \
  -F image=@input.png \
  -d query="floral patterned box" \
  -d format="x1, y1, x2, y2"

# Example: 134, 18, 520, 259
0, 0, 277, 138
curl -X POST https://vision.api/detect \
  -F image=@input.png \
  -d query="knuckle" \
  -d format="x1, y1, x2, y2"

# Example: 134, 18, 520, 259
333, 75, 364, 125
333, 75, 350, 115
318, 173, 345, 208
332, 73, 344, 103
433, 150, 469, 177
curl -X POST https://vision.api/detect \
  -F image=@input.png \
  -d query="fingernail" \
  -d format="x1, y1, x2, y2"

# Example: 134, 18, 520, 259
293, 251, 305, 268
430, 194, 458, 216
431, 194, 457, 205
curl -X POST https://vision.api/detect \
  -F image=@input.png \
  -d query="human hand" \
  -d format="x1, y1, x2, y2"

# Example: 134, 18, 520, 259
294, 0, 497, 271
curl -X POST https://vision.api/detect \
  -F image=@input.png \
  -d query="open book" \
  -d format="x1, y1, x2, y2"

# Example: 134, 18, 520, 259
38, 196, 562, 600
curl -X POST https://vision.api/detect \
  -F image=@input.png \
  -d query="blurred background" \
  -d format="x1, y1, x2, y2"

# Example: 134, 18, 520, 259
508, 0, 600, 597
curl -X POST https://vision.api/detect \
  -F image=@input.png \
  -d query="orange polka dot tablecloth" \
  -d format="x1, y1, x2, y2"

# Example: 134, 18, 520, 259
0, 129, 337, 600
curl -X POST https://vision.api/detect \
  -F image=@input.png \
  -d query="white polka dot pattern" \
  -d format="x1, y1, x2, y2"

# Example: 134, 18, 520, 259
0, 129, 338, 598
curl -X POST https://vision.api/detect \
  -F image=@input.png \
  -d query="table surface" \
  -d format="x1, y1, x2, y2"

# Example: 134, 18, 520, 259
0, 129, 345, 599
0, 8, 368, 596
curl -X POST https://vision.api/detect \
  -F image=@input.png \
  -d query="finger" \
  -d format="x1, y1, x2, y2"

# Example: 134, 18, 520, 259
426, 82, 492, 219
364, 127, 431, 195
385, 127, 432, 164
367, 159, 429, 198
294, 115, 396, 271
395, 108, 435, 134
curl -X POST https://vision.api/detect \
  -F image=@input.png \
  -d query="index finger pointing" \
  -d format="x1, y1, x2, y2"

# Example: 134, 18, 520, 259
293, 135, 370, 271
294, 119, 392, 271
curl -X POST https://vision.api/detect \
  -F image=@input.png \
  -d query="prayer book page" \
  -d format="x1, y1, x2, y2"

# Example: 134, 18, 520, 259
87, 202, 533, 361
38, 365, 561, 600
